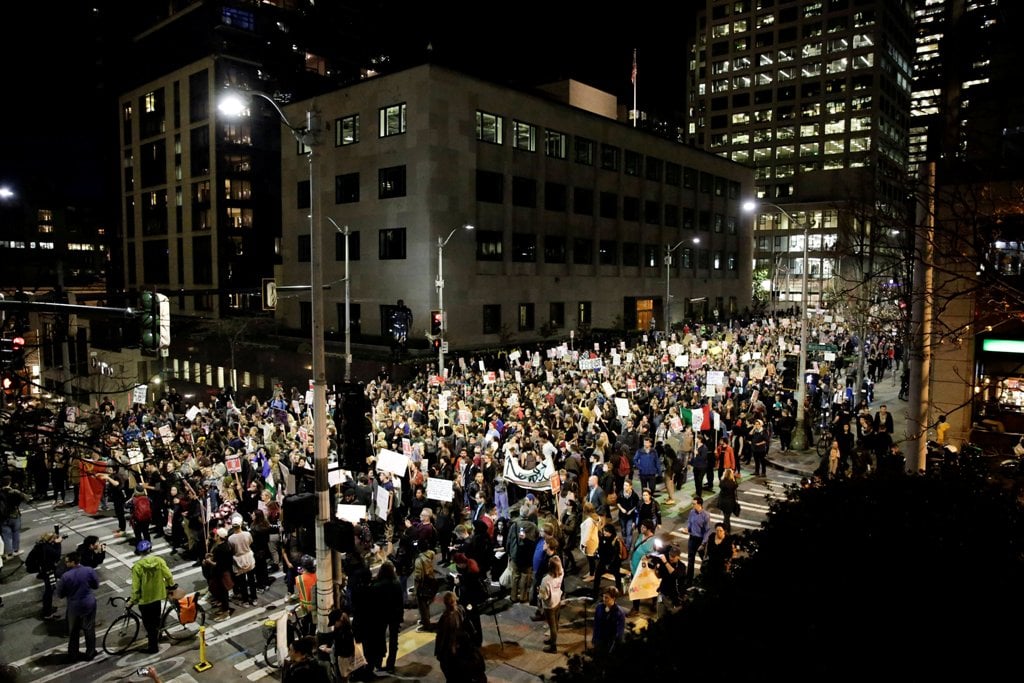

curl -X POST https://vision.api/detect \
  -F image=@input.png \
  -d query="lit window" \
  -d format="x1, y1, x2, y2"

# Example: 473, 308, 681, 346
824, 120, 846, 135
476, 111, 503, 144
512, 120, 537, 152
378, 103, 406, 137
824, 139, 844, 154
335, 114, 359, 146
827, 57, 848, 74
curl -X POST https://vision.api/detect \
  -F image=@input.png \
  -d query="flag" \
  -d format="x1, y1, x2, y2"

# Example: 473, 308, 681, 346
631, 49, 637, 85
79, 458, 107, 515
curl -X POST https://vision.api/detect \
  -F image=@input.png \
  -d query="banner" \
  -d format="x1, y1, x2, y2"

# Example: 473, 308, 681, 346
78, 459, 107, 515
502, 453, 556, 491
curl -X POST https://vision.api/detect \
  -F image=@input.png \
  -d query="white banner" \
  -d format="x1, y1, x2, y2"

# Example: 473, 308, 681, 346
503, 453, 556, 491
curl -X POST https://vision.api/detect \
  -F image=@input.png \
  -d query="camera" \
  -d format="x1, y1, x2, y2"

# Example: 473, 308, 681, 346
137, 667, 150, 676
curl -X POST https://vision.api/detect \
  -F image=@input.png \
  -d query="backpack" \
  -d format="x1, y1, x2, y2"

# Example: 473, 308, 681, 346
25, 543, 41, 574
131, 496, 152, 524
617, 537, 628, 562
616, 454, 631, 478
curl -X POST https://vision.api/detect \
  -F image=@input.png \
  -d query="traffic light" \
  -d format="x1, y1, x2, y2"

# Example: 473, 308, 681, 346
0, 336, 12, 370
432, 338, 441, 351
9, 334, 25, 370
139, 290, 171, 353
430, 310, 443, 337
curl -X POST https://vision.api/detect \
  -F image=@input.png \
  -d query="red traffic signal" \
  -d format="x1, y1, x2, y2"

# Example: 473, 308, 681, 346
11, 336, 24, 349
430, 310, 443, 336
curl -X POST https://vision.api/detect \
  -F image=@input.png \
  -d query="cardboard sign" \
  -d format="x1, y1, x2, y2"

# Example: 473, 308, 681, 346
458, 409, 472, 425
336, 504, 366, 524
426, 477, 454, 502
225, 455, 242, 473
402, 438, 412, 455
128, 447, 144, 466
602, 381, 616, 397
132, 385, 147, 406
375, 487, 391, 520
615, 397, 631, 417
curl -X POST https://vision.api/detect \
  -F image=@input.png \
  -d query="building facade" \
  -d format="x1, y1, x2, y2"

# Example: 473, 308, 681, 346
266, 64, 753, 351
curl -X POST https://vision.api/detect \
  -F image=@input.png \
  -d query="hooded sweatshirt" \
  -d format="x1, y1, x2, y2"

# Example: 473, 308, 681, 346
131, 554, 175, 605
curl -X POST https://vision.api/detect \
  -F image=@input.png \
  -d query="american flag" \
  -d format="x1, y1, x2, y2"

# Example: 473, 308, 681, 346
631, 49, 637, 85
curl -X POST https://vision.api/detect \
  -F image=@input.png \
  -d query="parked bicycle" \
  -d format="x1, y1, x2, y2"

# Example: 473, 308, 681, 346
262, 604, 314, 668
103, 591, 207, 654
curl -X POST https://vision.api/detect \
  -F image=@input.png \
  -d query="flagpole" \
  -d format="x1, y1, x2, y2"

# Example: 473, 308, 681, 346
631, 48, 638, 127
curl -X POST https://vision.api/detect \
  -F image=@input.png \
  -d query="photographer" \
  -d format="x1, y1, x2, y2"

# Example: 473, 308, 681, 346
645, 544, 684, 615
75, 536, 106, 569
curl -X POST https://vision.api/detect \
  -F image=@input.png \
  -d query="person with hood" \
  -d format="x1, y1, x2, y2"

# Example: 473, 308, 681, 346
130, 542, 176, 653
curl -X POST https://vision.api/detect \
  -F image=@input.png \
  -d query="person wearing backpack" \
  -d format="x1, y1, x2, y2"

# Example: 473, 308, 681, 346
129, 485, 153, 546
1, 475, 29, 559
27, 531, 64, 620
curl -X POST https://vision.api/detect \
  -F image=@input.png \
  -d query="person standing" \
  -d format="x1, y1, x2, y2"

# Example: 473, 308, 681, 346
98, 467, 130, 538
412, 546, 441, 631
538, 555, 564, 653
434, 591, 476, 683
627, 519, 658, 616
749, 420, 770, 477
75, 535, 107, 569
202, 527, 235, 620
689, 434, 710, 498
0, 476, 29, 558
130, 543, 176, 654
776, 408, 795, 453
56, 551, 100, 661
578, 502, 601, 580
129, 485, 153, 546
591, 587, 626, 655
616, 480, 640, 550
591, 522, 624, 598
228, 515, 257, 607
700, 523, 737, 590
683, 496, 713, 585
28, 531, 65, 620
368, 560, 404, 673
632, 438, 663, 497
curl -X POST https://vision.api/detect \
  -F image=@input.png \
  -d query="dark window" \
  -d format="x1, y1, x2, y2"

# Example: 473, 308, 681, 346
714, 213, 724, 232
549, 302, 565, 328
778, 26, 797, 41
643, 245, 659, 268
732, 92, 751, 108
622, 242, 640, 266
189, 69, 209, 124
601, 144, 620, 171
683, 167, 697, 188
577, 301, 592, 325
378, 227, 406, 259
192, 236, 212, 285
755, 31, 774, 48
378, 166, 406, 198
544, 235, 566, 263
645, 200, 661, 224
645, 156, 663, 182
573, 188, 594, 215
711, 96, 728, 111
623, 197, 640, 222
476, 170, 504, 203
699, 210, 711, 231
511, 233, 537, 262
297, 234, 311, 263
573, 238, 594, 264
599, 192, 617, 219
337, 302, 361, 336
665, 204, 680, 227
476, 230, 503, 261
140, 141, 167, 188
518, 303, 535, 331
624, 150, 641, 176
698, 248, 710, 269
545, 182, 567, 211
682, 248, 693, 269
599, 240, 617, 266
143, 239, 170, 284
335, 172, 359, 204
700, 172, 713, 193
482, 304, 501, 334
575, 137, 595, 165
666, 162, 682, 186
512, 176, 537, 207
714, 177, 726, 196
297, 180, 310, 209
683, 207, 696, 230
728, 181, 740, 199
727, 215, 737, 234
335, 230, 360, 261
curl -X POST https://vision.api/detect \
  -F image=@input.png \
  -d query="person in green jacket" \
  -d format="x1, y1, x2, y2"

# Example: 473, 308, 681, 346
131, 543, 176, 653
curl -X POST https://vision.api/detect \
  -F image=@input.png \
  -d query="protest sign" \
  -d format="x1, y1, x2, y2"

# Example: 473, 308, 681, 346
376, 449, 409, 477
426, 477, 455, 502
336, 504, 366, 524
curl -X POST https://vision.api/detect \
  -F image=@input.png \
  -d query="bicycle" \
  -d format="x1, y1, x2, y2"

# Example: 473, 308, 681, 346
262, 604, 314, 668
103, 591, 207, 654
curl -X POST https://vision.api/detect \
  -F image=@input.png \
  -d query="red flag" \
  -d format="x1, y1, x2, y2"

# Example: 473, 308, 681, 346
79, 458, 107, 515
631, 49, 637, 85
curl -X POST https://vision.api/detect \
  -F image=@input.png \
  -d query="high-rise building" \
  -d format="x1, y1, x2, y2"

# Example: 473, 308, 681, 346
686, 0, 915, 309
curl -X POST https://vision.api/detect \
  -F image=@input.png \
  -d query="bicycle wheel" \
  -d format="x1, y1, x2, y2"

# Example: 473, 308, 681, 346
163, 602, 206, 642
816, 435, 830, 458
263, 633, 281, 669
103, 613, 141, 654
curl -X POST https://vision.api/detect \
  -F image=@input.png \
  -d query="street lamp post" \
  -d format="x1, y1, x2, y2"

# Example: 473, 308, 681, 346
328, 218, 352, 382
219, 90, 333, 632
744, 200, 814, 450
664, 237, 700, 335
436, 224, 473, 376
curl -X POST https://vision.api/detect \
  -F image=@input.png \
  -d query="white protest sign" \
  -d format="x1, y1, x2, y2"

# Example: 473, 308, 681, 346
750, 365, 766, 380
674, 355, 688, 368
691, 409, 704, 431
479, 360, 486, 372
706, 371, 725, 386
132, 385, 147, 406
375, 487, 391, 520
626, 352, 635, 363
458, 409, 472, 425
128, 447, 144, 466
158, 425, 174, 445
225, 455, 242, 473
615, 397, 631, 417
824, 352, 837, 362
740, 353, 751, 363
483, 371, 496, 384
328, 470, 350, 487
185, 405, 200, 422
602, 381, 616, 397
509, 350, 521, 361
705, 384, 717, 397
336, 504, 366, 524
438, 394, 448, 414
515, 370, 522, 383
426, 477, 455, 502
376, 449, 409, 477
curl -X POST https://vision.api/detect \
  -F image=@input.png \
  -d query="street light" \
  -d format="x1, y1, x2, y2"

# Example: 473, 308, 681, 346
744, 200, 815, 450
328, 218, 352, 382
664, 237, 701, 335
436, 224, 474, 376
219, 89, 333, 633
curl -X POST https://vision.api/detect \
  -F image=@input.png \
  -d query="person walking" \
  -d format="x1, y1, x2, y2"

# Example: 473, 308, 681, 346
716, 468, 740, 533
628, 519, 658, 616
690, 434, 711, 498
538, 555, 564, 653
632, 438, 663, 497
56, 551, 100, 661
591, 522, 625, 598
130, 543, 176, 653
1, 476, 29, 558
412, 546, 441, 631
683, 496, 713, 586
616, 480, 640, 550
202, 527, 235, 620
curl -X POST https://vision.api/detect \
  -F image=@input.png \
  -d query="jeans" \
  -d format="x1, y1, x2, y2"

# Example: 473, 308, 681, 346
494, 490, 509, 519
686, 535, 703, 583
1, 516, 22, 553
639, 475, 657, 496
42, 572, 57, 615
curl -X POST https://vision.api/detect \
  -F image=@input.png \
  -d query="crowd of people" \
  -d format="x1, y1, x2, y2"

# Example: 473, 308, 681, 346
0, 312, 906, 680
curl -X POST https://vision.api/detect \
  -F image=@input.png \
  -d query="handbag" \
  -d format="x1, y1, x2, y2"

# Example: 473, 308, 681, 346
233, 549, 256, 574
498, 563, 513, 589
734, 501, 742, 517
628, 559, 660, 601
